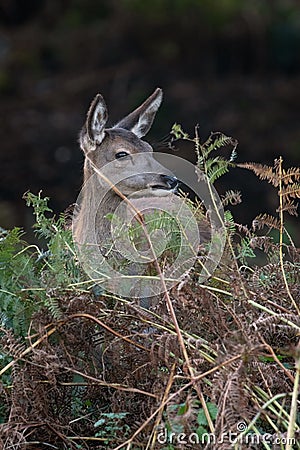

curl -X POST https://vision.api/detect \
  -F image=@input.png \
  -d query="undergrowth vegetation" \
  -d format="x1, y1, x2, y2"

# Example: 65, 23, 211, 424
0, 127, 299, 450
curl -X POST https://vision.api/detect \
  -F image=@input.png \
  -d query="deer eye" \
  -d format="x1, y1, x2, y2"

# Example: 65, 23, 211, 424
115, 151, 129, 159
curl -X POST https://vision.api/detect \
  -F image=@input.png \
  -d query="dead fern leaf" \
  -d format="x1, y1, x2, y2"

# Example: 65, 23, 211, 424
221, 190, 242, 206
280, 183, 300, 199
281, 167, 300, 184
237, 162, 279, 186
277, 201, 299, 216
252, 213, 281, 231
249, 236, 274, 253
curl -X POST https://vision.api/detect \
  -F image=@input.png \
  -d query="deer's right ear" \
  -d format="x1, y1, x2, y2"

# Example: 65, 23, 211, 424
84, 94, 108, 147
114, 88, 163, 138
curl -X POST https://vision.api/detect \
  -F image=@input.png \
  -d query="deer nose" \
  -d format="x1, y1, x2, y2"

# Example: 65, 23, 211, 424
160, 175, 178, 190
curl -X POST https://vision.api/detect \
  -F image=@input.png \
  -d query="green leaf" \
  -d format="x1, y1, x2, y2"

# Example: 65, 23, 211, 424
197, 402, 218, 426
171, 123, 189, 140
196, 425, 209, 438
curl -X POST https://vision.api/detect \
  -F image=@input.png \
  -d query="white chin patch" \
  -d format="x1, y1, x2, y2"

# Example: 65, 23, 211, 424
129, 188, 173, 199
151, 188, 173, 197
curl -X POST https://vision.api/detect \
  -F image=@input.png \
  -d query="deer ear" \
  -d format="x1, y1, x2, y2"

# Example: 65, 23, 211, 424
114, 88, 163, 138
85, 94, 108, 145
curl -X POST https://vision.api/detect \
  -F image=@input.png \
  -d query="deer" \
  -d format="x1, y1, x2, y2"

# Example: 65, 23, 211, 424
72, 88, 179, 305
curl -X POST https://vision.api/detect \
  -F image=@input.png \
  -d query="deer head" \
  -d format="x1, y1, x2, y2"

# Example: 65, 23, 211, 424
79, 88, 178, 196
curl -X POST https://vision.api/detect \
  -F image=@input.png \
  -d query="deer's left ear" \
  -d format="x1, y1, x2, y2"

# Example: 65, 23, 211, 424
85, 93, 108, 145
114, 88, 163, 138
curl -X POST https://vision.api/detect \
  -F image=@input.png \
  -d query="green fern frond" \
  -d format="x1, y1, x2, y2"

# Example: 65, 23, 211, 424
23, 191, 54, 238
195, 132, 237, 183
224, 210, 236, 235
171, 123, 190, 140
236, 237, 256, 263
0, 193, 84, 338
204, 156, 224, 171
202, 132, 238, 159
207, 160, 230, 184
44, 295, 62, 319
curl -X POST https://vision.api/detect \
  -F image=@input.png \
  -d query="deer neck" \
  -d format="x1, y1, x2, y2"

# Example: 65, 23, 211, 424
74, 159, 122, 247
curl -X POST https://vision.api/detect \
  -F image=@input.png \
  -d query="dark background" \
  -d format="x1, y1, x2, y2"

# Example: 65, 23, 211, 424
0, 0, 299, 241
